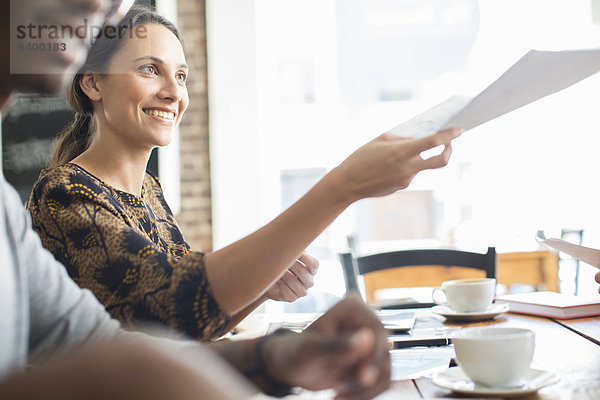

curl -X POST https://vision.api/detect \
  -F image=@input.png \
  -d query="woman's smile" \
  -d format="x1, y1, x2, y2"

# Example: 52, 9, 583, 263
143, 108, 177, 123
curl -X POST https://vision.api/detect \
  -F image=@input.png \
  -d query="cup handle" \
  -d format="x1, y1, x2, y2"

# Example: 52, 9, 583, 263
432, 287, 447, 305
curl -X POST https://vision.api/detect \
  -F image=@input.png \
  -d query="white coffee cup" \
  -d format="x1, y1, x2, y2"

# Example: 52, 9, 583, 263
432, 278, 496, 313
452, 327, 535, 387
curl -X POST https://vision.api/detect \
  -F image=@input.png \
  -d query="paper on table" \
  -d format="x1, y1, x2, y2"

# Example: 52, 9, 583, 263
537, 233, 600, 269
390, 347, 453, 381
389, 48, 600, 139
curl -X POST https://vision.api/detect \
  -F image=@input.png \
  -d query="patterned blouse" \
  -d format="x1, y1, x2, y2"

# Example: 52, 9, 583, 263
27, 163, 230, 341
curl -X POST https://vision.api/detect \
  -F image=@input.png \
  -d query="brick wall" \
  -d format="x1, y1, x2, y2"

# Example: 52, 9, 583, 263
176, 0, 213, 252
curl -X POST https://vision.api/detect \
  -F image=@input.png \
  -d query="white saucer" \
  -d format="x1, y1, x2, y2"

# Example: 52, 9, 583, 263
432, 366, 559, 397
431, 303, 510, 321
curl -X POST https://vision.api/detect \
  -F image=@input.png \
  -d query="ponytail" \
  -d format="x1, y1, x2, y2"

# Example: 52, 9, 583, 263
48, 112, 96, 168
47, 70, 96, 168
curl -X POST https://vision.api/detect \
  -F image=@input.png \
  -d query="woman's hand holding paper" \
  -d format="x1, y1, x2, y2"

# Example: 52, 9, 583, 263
330, 128, 462, 202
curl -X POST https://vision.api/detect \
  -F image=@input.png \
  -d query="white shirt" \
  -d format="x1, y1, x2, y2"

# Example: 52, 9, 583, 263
0, 175, 120, 379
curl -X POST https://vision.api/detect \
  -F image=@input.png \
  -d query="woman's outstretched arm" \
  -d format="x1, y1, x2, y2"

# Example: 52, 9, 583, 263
206, 129, 461, 314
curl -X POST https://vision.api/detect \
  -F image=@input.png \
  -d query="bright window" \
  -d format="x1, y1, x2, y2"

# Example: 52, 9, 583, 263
208, 0, 600, 307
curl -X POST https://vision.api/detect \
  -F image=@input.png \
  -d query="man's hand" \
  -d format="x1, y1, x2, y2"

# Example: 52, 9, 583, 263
595, 271, 600, 293
261, 296, 390, 399
265, 252, 319, 302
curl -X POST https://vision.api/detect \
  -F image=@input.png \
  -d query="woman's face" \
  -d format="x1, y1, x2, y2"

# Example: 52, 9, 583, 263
94, 23, 189, 150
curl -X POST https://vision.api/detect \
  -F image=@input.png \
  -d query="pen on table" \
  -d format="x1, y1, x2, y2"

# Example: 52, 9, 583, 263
388, 337, 452, 349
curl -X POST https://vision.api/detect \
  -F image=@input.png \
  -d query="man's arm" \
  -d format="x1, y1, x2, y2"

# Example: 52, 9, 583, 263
0, 337, 257, 400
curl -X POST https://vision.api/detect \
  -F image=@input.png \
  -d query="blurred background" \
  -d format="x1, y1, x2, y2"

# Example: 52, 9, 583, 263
209, 0, 600, 309
3, 0, 600, 312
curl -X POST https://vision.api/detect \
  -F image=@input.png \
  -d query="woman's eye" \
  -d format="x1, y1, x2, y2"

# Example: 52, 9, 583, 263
140, 65, 157, 74
176, 72, 187, 83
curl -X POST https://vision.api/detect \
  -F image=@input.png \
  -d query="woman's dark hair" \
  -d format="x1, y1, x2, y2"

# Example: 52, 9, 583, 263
48, 4, 183, 168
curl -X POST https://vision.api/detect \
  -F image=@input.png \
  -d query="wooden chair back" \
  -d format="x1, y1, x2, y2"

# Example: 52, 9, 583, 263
340, 247, 496, 303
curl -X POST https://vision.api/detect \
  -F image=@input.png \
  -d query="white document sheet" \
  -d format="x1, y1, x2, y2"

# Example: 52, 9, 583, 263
389, 48, 600, 138
390, 347, 454, 381
537, 233, 600, 270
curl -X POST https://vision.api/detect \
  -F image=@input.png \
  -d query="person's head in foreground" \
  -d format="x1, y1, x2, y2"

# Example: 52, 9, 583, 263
0, 0, 135, 103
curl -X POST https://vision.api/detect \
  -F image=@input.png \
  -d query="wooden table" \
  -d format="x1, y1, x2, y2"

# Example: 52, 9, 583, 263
408, 312, 600, 399
256, 312, 600, 399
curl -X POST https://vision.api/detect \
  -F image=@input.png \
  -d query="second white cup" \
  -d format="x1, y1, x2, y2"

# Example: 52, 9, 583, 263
452, 327, 535, 387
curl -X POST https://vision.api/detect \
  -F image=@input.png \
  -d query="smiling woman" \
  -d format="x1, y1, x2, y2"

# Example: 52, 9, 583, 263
26, 4, 460, 341
27, 5, 318, 340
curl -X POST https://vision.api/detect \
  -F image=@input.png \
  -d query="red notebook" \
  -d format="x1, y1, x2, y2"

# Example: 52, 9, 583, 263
495, 291, 600, 319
